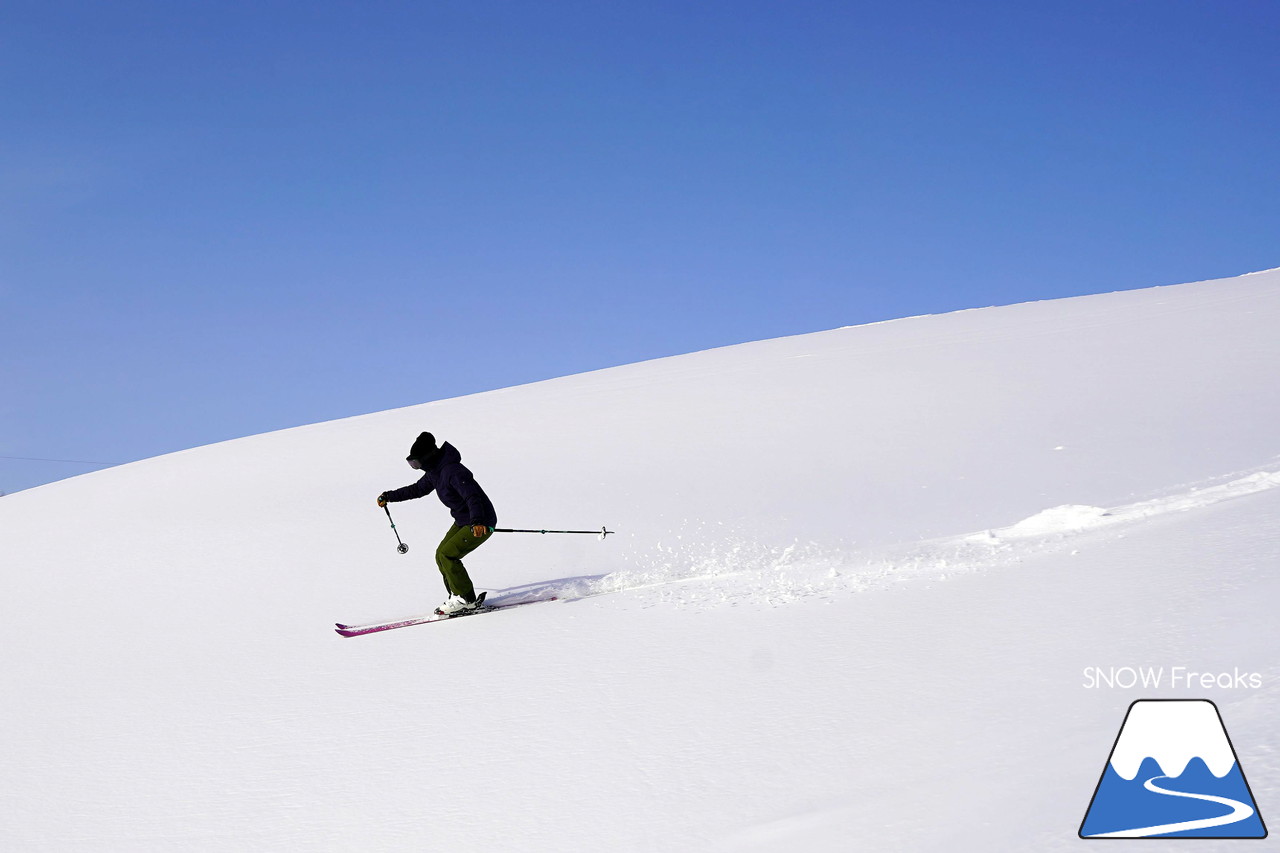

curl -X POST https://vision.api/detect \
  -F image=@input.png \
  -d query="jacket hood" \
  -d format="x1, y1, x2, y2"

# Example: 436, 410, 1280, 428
424, 442, 461, 471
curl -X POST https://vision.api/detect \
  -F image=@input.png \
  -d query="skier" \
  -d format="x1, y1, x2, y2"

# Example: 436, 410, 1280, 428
378, 432, 498, 615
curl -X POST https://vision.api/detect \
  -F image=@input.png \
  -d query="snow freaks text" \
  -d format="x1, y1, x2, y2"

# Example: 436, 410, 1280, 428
1082, 666, 1263, 690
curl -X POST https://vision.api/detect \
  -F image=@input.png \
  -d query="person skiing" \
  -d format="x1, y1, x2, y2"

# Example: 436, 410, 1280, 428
377, 432, 498, 615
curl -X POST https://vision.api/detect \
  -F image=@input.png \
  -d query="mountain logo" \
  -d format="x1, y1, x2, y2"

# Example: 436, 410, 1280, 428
1080, 699, 1267, 839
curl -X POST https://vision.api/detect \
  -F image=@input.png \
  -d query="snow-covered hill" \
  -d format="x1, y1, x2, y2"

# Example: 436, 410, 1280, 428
3, 269, 1278, 851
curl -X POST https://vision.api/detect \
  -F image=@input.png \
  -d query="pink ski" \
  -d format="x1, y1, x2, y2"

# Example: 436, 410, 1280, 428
335, 595, 558, 637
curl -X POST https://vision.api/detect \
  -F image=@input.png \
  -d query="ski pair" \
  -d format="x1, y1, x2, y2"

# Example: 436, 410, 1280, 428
335, 592, 558, 637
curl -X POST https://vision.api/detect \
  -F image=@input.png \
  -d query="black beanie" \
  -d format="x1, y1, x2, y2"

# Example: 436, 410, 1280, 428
408, 432, 438, 462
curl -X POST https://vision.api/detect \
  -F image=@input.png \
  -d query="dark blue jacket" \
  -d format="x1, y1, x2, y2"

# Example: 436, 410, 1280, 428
383, 442, 498, 528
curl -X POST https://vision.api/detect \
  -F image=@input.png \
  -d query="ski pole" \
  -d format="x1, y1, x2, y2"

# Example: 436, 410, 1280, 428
493, 526, 615, 540
384, 505, 409, 553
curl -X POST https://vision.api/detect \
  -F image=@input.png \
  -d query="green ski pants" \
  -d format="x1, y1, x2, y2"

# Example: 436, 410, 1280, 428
434, 524, 489, 601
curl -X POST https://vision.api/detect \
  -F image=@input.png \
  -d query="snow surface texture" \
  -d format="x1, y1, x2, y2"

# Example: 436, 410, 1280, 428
2, 269, 1279, 851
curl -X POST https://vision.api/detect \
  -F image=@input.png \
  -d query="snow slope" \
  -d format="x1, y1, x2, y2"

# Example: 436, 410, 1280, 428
2, 269, 1278, 851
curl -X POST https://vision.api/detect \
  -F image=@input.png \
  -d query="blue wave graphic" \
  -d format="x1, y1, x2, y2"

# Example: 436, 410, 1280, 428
1081, 757, 1266, 838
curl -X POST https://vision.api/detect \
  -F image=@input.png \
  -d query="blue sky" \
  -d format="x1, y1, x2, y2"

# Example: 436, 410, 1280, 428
3, 0, 1278, 493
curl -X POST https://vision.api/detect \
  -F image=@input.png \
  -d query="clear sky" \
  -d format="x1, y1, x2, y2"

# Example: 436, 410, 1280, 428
3, 0, 1278, 494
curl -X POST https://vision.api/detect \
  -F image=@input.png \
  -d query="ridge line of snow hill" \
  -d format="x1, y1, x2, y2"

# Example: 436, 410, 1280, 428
558, 465, 1280, 610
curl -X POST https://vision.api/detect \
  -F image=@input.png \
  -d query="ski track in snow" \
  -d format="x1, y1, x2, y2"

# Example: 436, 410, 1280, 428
518, 464, 1280, 611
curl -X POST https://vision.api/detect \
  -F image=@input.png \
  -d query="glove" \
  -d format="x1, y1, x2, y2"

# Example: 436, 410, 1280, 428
471, 524, 490, 538
377, 493, 390, 507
